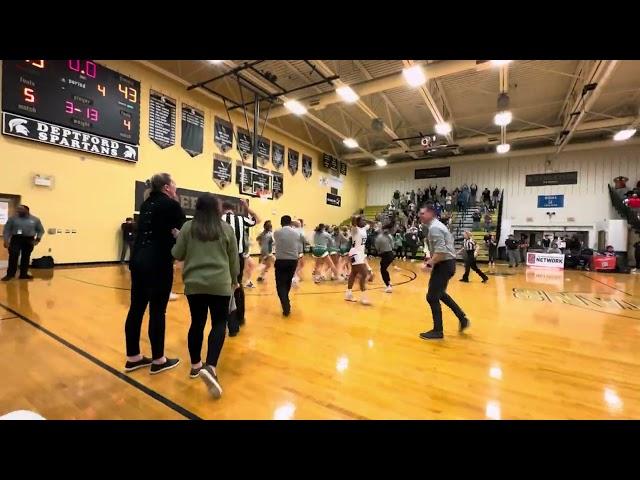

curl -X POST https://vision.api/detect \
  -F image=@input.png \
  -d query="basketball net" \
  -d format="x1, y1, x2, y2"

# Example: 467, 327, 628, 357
257, 188, 271, 201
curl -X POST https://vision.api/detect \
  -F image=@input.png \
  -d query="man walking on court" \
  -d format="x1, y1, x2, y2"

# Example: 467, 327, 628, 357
273, 215, 300, 316
418, 204, 470, 340
459, 231, 488, 283
222, 198, 260, 336
2, 205, 45, 281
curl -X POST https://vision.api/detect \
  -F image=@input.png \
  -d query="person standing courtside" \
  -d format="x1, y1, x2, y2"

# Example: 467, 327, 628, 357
505, 234, 520, 267
418, 204, 470, 340
120, 217, 136, 263
124, 173, 185, 374
171, 193, 239, 398
375, 224, 395, 293
2, 205, 45, 281
273, 215, 301, 316
222, 198, 260, 336
459, 231, 489, 283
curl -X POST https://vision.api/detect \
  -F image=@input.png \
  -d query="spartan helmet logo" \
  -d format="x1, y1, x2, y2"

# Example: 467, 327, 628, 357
123, 146, 137, 159
8, 118, 30, 136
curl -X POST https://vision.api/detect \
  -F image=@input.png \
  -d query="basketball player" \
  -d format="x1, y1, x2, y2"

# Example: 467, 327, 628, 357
294, 218, 308, 282
312, 224, 338, 282
328, 226, 342, 279
459, 230, 489, 283
345, 215, 371, 305
418, 204, 469, 340
336, 225, 352, 278
256, 220, 274, 283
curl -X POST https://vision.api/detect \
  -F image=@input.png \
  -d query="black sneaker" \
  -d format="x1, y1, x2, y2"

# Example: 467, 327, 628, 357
283, 309, 291, 317
189, 364, 204, 379
1, 275, 13, 282
419, 330, 444, 340
150, 357, 180, 375
199, 365, 222, 399
124, 356, 152, 372
459, 278, 469, 283
19, 274, 34, 280
482, 278, 489, 283
459, 317, 471, 333
228, 330, 239, 337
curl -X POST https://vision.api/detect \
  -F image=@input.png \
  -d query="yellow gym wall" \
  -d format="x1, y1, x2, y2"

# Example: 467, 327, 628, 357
0, 60, 366, 263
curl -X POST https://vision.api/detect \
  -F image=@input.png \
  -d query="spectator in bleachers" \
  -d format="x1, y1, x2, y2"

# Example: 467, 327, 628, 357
548, 243, 562, 254
440, 186, 447, 201
469, 184, 478, 205
484, 212, 493, 232
472, 210, 481, 230
417, 188, 424, 204
445, 194, 453, 212
481, 187, 491, 207
429, 184, 438, 200
492, 188, 500, 206
410, 189, 416, 205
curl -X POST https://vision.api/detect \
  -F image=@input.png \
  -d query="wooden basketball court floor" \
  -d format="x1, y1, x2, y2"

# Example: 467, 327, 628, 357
1, 259, 639, 420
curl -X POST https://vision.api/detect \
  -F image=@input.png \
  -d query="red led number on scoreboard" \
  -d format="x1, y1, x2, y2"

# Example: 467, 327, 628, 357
67, 60, 97, 78
118, 84, 138, 103
86, 108, 99, 122
23, 88, 35, 103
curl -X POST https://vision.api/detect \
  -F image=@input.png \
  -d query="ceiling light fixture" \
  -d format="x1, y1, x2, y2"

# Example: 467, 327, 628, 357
343, 138, 359, 149
284, 100, 307, 116
496, 143, 511, 154
491, 60, 512, 67
375, 158, 387, 167
494, 110, 513, 126
435, 122, 452, 136
402, 65, 426, 87
336, 85, 359, 103
613, 128, 637, 141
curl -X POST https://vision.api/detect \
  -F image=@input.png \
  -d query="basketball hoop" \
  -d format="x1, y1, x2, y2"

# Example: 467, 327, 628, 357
257, 188, 271, 201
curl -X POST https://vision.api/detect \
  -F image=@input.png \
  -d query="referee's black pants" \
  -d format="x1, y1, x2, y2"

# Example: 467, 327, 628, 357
275, 259, 298, 314
462, 251, 488, 281
228, 254, 246, 334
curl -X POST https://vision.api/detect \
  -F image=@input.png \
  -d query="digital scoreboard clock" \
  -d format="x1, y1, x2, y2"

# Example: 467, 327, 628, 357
2, 60, 140, 144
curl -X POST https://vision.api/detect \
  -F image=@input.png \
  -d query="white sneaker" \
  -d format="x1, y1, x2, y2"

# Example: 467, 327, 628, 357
360, 297, 372, 306
292, 278, 300, 288
384, 285, 393, 293
169, 293, 179, 301
345, 291, 357, 302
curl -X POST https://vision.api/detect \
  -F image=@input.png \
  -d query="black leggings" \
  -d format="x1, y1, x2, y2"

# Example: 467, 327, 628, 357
395, 246, 404, 258
186, 294, 230, 366
380, 251, 395, 286
488, 246, 497, 263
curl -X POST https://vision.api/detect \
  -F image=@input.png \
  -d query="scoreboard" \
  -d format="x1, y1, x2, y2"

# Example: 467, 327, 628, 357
2, 60, 140, 144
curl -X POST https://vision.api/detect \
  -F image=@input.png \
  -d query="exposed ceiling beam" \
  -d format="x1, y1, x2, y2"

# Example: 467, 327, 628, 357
402, 60, 454, 145
554, 60, 619, 155
136, 60, 332, 158
311, 60, 416, 158
218, 60, 377, 161
342, 116, 636, 160
266, 60, 492, 119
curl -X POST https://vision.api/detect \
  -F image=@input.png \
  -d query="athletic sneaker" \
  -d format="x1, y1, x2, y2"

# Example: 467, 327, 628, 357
459, 317, 470, 333
124, 356, 153, 372
245, 281, 256, 288
257, 276, 264, 283
345, 291, 357, 302
459, 278, 469, 282
19, 274, 34, 280
313, 275, 321, 284
169, 293, 179, 301
292, 278, 300, 288
199, 365, 222, 399
1, 275, 13, 282
419, 330, 444, 340
190, 364, 204, 379
482, 278, 489, 283
360, 297, 372, 306
384, 285, 393, 293
150, 357, 180, 375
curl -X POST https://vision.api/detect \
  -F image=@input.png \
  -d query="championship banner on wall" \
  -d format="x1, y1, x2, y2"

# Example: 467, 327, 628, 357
214, 116, 233, 153
288, 148, 299, 175
526, 252, 565, 269
257, 136, 271, 165
213, 154, 232, 189
272, 171, 284, 199
302, 154, 313, 179
237, 127, 252, 162
181, 104, 204, 157
272, 141, 284, 170
134, 181, 243, 217
148, 90, 176, 149
2, 112, 138, 162
339, 161, 347, 176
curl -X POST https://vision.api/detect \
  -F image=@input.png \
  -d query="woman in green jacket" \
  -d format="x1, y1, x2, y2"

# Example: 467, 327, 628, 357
172, 193, 239, 399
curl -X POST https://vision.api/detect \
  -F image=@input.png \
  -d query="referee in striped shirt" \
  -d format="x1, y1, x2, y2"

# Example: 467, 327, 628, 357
222, 198, 260, 336
459, 230, 488, 283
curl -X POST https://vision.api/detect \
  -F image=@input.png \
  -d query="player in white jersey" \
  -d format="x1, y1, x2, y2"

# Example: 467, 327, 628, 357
345, 215, 371, 305
293, 218, 308, 283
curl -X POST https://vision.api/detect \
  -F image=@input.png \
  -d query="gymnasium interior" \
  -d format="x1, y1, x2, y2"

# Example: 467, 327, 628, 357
1, 59, 639, 420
